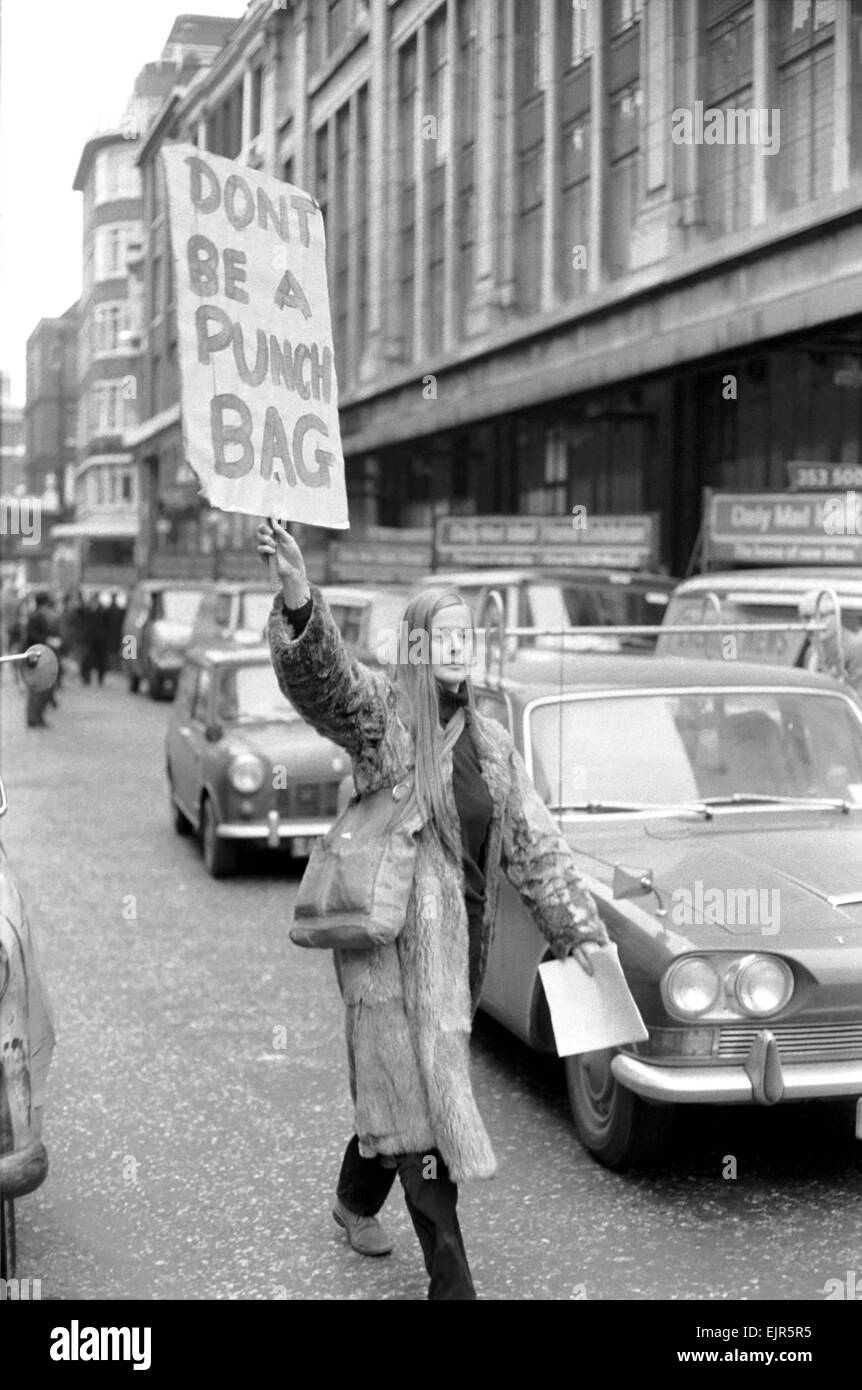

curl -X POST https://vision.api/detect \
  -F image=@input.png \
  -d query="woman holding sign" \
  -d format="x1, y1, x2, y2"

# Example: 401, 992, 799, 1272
258, 519, 609, 1301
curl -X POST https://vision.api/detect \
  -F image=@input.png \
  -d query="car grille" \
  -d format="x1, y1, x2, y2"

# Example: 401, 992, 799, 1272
716, 1022, 862, 1061
275, 781, 339, 819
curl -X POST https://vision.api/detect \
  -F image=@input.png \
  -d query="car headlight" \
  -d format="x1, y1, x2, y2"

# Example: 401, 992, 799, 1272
733, 954, 794, 1017
664, 956, 722, 1017
229, 753, 265, 794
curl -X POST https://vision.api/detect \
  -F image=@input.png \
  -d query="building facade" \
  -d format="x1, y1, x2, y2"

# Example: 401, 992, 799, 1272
63, 14, 240, 591
130, 0, 862, 578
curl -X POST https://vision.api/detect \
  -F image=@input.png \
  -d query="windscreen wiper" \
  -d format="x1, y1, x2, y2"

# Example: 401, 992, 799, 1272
549, 800, 713, 819
700, 793, 851, 813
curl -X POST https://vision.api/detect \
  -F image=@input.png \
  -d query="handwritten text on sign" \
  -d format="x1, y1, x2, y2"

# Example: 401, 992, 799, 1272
160, 144, 348, 528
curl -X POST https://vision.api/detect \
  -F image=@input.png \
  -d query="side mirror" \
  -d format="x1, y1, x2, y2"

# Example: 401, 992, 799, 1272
204, 723, 223, 743
21, 644, 60, 693
613, 863, 668, 918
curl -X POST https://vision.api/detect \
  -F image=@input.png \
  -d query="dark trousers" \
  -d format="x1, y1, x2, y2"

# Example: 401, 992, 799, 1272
337, 1135, 477, 1300
26, 687, 51, 726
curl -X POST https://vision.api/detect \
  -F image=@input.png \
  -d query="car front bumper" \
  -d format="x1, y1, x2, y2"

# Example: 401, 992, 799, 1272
613, 1036, 862, 1106
218, 814, 331, 849
0, 1140, 48, 1199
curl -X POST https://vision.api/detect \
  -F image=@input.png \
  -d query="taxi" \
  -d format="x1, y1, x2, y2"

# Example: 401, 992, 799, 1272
475, 646, 862, 1170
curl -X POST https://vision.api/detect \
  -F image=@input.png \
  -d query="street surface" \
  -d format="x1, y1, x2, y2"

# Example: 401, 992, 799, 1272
2, 671, 861, 1300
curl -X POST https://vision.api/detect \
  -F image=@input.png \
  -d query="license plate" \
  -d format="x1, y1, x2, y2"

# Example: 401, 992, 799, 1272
856, 1097, 862, 1140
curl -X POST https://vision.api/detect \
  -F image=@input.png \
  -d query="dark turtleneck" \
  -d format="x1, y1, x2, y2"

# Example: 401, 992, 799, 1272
436, 681, 494, 994
282, 594, 493, 993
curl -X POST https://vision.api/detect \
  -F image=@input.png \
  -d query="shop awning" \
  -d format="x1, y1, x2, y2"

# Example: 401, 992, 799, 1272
51, 518, 139, 539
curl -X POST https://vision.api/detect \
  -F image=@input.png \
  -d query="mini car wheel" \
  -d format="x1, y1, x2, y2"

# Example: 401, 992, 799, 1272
128, 670, 140, 693
0, 1193, 16, 1280
565, 1048, 673, 1170
200, 796, 238, 878
168, 773, 193, 837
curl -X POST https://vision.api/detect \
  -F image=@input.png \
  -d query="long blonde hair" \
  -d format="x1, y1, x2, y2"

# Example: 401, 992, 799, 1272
392, 587, 476, 859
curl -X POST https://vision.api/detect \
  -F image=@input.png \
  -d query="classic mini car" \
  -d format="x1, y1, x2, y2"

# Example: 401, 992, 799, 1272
123, 579, 208, 700
474, 650, 862, 1169
165, 646, 350, 877
0, 646, 57, 1278
189, 581, 275, 649
656, 568, 862, 666
419, 567, 676, 653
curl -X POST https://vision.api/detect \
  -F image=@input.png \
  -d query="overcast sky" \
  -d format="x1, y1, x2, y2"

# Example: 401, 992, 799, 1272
0, 0, 248, 401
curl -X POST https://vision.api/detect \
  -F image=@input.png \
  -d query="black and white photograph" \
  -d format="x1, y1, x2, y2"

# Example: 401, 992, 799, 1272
1, 0, 862, 1350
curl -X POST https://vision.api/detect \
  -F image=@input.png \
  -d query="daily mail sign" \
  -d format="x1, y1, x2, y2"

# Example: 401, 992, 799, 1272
705, 491, 862, 566
161, 145, 348, 529
435, 514, 658, 570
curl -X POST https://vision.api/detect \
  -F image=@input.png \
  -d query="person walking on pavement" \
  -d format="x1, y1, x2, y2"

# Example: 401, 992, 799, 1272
24, 591, 55, 728
80, 594, 110, 687
258, 519, 611, 1301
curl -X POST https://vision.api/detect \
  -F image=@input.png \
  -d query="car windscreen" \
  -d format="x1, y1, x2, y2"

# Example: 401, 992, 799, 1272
657, 594, 807, 664
528, 690, 862, 808
159, 589, 204, 625
216, 664, 300, 723
240, 591, 275, 636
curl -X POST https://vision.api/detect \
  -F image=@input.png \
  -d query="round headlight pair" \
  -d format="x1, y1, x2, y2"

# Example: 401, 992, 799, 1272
664, 954, 793, 1019
229, 753, 265, 794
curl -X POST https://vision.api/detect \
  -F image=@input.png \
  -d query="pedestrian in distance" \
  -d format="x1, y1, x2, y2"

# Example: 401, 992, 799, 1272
23, 591, 55, 728
257, 518, 611, 1301
80, 595, 110, 687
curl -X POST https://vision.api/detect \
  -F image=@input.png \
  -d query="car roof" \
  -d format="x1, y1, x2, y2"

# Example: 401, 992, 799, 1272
132, 578, 210, 592
210, 581, 272, 593
673, 568, 862, 598
476, 651, 849, 698
321, 585, 410, 603
187, 644, 272, 666
422, 568, 675, 587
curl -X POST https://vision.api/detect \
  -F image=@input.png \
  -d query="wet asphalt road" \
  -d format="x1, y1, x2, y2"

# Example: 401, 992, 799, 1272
2, 669, 862, 1301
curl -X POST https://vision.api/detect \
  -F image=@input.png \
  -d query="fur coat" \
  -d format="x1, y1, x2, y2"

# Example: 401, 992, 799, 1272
268, 586, 608, 1181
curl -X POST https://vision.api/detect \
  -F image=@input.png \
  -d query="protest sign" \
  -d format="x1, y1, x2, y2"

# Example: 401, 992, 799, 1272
160, 144, 348, 529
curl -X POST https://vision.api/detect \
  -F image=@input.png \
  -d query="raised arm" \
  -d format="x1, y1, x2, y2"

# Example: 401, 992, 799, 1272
258, 519, 388, 757
500, 737, 610, 960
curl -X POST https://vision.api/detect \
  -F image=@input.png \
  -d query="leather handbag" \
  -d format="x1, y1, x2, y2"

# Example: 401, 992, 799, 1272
290, 708, 465, 949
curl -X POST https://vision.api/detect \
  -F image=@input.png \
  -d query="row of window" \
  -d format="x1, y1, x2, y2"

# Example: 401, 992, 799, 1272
78, 464, 137, 511
81, 380, 135, 439
84, 223, 141, 285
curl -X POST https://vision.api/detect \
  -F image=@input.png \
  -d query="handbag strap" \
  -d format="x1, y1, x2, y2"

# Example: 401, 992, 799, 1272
392, 705, 466, 829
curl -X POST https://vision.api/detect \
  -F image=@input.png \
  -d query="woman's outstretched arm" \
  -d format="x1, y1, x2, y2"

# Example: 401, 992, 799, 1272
258, 519, 388, 757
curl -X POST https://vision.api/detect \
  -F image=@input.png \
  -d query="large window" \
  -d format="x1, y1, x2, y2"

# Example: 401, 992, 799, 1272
426, 9, 448, 354
607, 85, 641, 278
704, 3, 754, 238
516, 0, 545, 314
93, 302, 128, 354
777, 0, 835, 210
91, 380, 126, 436
456, 0, 477, 336
95, 145, 140, 203
94, 223, 138, 280
398, 39, 417, 359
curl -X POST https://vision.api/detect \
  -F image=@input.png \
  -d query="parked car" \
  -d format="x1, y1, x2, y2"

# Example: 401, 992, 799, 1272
418, 567, 676, 653
471, 649, 862, 1169
165, 646, 350, 877
0, 648, 57, 1278
190, 582, 275, 649
656, 568, 862, 666
122, 580, 208, 699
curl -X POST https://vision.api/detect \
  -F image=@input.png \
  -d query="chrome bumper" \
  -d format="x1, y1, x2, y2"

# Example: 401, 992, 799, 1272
613, 1033, 862, 1106
0, 1140, 49, 1199
218, 814, 331, 848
